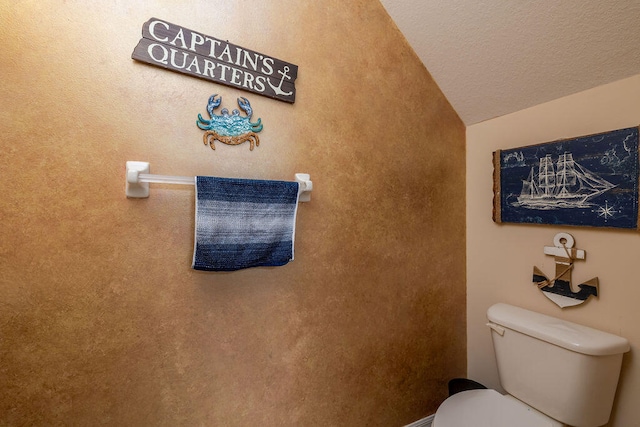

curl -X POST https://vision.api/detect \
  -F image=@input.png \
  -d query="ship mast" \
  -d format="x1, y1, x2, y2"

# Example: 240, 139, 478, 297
538, 155, 556, 196
556, 153, 577, 198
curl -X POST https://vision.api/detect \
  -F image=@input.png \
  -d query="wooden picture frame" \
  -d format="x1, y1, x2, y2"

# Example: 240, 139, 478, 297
493, 126, 640, 230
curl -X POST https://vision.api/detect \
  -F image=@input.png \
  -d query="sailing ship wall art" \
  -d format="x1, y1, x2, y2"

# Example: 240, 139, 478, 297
493, 126, 640, 230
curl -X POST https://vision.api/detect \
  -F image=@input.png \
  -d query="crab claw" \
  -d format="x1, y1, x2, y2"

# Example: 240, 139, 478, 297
207, 94, 221, 117
237, 97, 253, 118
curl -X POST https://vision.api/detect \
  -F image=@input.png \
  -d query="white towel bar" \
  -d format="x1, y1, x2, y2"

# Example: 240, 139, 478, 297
125, 161, 312, 201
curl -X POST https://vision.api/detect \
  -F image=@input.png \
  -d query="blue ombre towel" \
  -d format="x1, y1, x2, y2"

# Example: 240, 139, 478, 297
192, 176, 300, 271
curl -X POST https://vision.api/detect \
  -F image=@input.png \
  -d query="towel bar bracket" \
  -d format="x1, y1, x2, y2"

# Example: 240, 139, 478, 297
126, 161, 150, 198
295, 173, 312, 202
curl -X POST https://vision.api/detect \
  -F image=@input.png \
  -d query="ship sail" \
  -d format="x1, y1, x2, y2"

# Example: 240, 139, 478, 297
556, 153, 577, 198
521, 167, 538, 197
538, 155, 556, 196
514, 152, 615, 209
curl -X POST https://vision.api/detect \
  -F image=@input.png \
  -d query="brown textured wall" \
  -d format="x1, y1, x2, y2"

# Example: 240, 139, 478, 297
0, 1, 465, 426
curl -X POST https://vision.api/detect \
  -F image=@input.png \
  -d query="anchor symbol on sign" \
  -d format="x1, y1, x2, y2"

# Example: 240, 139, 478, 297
532, 232, 599, 308
267, 66, 293, 96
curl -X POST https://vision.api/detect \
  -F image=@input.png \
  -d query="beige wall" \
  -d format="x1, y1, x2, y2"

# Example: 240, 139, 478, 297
467, 74, 640, 426
0, 1, 466, 425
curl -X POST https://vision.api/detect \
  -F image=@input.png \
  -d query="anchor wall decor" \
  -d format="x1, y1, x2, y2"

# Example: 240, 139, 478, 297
532, 232, 599, 308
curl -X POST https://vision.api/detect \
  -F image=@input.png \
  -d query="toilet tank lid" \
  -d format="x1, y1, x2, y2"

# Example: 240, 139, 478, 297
487, 303, 630, 356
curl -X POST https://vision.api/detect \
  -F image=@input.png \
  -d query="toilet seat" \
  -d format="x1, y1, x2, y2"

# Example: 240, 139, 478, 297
433, 389, 563, 427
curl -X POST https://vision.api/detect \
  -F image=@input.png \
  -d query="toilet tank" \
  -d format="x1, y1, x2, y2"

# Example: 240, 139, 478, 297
487, 303, 630, 427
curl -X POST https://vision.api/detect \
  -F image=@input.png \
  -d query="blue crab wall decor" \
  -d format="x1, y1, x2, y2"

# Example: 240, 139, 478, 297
196, 95, 263, 151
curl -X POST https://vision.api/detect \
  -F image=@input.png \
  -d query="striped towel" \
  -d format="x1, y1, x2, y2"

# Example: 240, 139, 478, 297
192, 176, 300, 271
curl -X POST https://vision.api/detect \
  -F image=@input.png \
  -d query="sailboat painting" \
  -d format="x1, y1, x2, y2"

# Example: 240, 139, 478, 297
493, 127, 640, 229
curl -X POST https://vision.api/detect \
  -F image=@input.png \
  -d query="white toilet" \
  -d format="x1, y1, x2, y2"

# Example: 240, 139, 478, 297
433, 303, 630, 427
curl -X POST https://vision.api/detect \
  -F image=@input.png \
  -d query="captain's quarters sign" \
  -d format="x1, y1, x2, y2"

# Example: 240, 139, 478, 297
132, 18, 297, 103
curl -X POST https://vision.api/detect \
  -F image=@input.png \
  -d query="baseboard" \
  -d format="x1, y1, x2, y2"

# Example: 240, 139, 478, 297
404, 413, 435, 427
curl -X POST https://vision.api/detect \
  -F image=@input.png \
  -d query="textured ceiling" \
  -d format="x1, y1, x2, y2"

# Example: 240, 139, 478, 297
379, 0, 640, 125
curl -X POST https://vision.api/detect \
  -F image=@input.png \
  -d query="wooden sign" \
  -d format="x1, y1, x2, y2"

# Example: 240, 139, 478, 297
132, 18, 297, 103
493, 126, 640, 229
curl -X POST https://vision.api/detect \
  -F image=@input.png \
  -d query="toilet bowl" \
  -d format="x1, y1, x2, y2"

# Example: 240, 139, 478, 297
433, 389, 563, 427
432, 303, 629, 427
